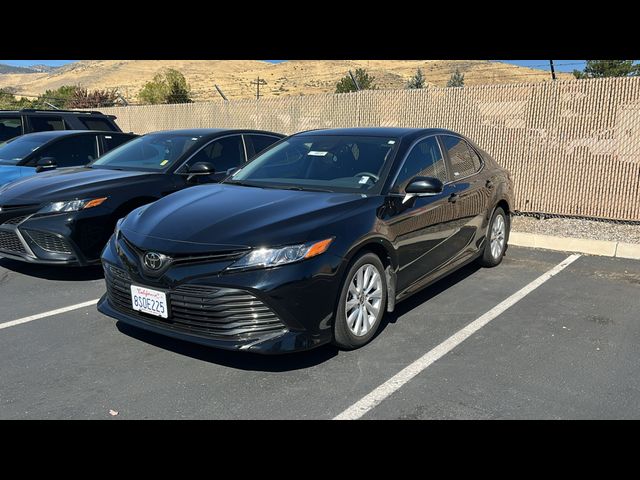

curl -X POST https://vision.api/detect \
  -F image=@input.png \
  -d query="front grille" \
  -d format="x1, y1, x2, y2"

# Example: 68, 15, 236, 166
2, 215, 30, 226
23, 230, 73, 254
0, 230, 27, 254
105, 265, 286, 338
121, 235, 247, 266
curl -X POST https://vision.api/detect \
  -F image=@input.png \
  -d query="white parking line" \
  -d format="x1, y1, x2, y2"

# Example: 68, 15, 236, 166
0, 299, 100, 331
334, 253, 582, 420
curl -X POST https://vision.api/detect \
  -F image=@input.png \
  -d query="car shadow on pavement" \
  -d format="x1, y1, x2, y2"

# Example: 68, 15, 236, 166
0, 258, 104, 281
115, 321, 339, 372
115, 261, 482, 372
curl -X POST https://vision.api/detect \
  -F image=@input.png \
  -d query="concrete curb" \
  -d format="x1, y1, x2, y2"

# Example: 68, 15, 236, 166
509, 232, 640, 260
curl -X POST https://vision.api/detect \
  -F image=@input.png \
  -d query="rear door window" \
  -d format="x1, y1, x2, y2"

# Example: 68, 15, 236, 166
33, 134, 99, 167
246, 134, 281, 158
101, 134, 135, 154
0, 116, 23, 142
441, 135, 482, 179
80, 117, 119, 131
29, 116, 66, 132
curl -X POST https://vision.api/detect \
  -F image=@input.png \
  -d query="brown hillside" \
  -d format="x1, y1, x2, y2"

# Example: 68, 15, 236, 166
0, 60, 574, 103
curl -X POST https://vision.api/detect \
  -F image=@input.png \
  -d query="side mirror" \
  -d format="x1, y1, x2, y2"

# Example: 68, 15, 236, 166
405, 176, 444, 195
35, 157, 57, 173
187, 162, 215, 182
400, 176, 444, 204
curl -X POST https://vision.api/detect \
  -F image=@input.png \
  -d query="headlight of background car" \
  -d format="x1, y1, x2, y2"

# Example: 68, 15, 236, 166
37, 197, 108, 215
227, 238, 333, 271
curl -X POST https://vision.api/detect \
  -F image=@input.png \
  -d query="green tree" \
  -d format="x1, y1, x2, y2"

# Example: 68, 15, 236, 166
573, 60, 640, 79
335, 68, 376, 93
138, 69, 193, 104
406, 68, 426, 89
446, 69, 465, 87
37, 85, 77, 109
0, 88, 36, 109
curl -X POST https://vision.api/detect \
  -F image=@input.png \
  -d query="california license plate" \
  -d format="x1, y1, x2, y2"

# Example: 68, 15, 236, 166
131, 285, 168, 319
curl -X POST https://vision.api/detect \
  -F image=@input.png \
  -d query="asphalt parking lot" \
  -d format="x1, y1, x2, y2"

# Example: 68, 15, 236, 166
1, 246, 639, 419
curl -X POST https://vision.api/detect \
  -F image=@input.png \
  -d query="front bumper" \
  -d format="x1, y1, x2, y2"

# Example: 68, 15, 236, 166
98, 235, 346, 354
0, 207, 113, 266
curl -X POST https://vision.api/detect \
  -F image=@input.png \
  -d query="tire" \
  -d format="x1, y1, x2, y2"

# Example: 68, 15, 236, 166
478, 206, 509, 267
333, 252, 388, 350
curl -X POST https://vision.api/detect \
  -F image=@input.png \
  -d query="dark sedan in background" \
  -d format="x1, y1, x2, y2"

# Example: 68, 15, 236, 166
0, 128, 283, 266
0, 130, 137, 186
99, 127, 514, 354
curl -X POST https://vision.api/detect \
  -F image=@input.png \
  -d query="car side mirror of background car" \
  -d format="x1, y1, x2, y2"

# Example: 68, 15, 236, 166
35, 157, 57, 173
402, 176, 444, 203
187, 162, 216, 182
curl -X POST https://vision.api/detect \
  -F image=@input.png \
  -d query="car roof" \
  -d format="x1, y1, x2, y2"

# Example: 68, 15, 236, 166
145, 128, 283, 137
12, 130, 133, 140
294, 127, 461, 139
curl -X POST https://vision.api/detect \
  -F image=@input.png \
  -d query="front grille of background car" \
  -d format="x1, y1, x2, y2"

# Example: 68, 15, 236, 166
104, 265, 286, 339
0, 230, 27, 254
23, 230, 73, 255
2, 215, 30, 226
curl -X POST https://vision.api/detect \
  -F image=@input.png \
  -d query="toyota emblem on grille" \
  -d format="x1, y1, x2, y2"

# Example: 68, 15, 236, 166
144, 252, 165, 270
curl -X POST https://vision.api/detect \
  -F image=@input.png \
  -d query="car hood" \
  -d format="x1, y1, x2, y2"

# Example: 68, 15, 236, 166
0, 167, 160, 205
0, 165, 34, 187
121, 183, 370, 252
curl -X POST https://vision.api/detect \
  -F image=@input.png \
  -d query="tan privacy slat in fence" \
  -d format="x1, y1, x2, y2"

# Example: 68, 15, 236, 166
94, 77, 640, 221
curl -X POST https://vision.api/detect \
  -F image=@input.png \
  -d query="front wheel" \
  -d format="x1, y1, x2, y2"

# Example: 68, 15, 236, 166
478, 206, 509, 267
333, 252, 387, 350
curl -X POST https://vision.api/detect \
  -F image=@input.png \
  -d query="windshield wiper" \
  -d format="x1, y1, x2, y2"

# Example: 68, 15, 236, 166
276, 185, 333, 193
224, 180, 265, 189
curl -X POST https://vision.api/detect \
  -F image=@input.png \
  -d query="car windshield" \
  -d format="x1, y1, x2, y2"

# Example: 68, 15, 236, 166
90, 132, 204, 171
0, 134, 51, 166
226, 135, 398, 193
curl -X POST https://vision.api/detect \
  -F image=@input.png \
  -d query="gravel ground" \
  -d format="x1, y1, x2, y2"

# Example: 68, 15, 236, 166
511, 215, 640, 244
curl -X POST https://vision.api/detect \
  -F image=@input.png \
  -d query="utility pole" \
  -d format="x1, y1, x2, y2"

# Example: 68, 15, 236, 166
215, 84, 228, 102
549, 60, 557, 81
251, 77, 267, 100
349, 70, 361, 91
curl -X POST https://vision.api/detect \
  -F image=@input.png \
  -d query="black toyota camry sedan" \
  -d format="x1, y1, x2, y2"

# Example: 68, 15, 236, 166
0, 128, 283, 265
99, 127, 513, 353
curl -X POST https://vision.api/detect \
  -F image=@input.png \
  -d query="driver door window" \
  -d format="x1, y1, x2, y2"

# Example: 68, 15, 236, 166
393, 136, 447, 191
33, 135, 98, 167
186, 135, 245, 174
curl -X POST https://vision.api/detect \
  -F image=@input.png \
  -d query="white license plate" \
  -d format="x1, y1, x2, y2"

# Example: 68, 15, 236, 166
131, 285, 168, 319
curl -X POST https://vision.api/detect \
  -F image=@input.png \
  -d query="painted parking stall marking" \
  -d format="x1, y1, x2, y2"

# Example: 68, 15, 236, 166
0, 299, 100, 331
334, 253, 582, 420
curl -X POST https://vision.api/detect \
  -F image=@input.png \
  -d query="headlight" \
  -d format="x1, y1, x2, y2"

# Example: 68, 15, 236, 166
37, 197, 108, 215
227, 238, 333, 271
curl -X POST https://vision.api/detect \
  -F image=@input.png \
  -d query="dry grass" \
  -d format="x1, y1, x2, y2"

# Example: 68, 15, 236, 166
0, 60, 574, 103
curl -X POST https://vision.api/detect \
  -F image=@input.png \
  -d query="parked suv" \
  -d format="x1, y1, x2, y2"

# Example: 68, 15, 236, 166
0, 109, 122, 145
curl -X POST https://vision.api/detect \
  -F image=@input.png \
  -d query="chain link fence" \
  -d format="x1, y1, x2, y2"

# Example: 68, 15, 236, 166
94, 77, 640, 221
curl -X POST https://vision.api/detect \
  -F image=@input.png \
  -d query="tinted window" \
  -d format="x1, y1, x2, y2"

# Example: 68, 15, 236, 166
442, 135, 480, 179
101, 134, 135, 153
35, 135, 98, 167
80, 117, 118, 131
91, 133, 203, 171
0, 134, 51, 165
393, 136, 446, 190
0, 117, 22, 143
187, 135, 245, 172
230, 135, 397, 193
29, 116, 65, 132
248, 134, 280, 157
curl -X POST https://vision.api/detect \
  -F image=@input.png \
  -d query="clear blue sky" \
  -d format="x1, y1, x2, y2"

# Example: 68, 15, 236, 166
0, 59, 587, 73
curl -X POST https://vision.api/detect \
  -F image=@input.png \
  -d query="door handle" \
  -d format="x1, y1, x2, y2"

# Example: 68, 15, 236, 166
486, 180, 494, 189
448, 193, 458, 203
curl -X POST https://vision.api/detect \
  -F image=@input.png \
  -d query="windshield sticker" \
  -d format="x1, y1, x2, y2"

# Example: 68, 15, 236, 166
308, 151, 328, 156
160, 160, 169, 166
387, 140, 396, 144
359, 176, 370, 184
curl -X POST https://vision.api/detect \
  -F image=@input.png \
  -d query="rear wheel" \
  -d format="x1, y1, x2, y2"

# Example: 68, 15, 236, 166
333, 252, 387, 350
478, 207, 509, 267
